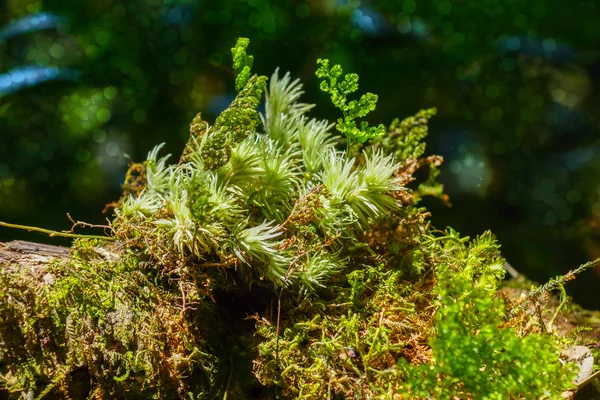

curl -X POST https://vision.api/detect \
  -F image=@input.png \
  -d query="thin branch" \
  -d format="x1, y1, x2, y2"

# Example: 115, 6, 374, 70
508, 257, 600, 318
67, 213, 113, 233
0, 220, 116, 241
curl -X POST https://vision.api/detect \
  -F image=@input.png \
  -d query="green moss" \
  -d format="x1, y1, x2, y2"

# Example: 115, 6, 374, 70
1, 37, 597, 399
0, 245, 223, 398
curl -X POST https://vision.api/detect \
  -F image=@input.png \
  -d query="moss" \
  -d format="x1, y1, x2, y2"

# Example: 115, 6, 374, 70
0, 243, 227, 399
1, 37, 598, 399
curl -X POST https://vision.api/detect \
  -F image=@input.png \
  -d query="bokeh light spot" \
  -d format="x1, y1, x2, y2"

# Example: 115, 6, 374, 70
485, 84, 500, 99
542, 38, 557, 53
218, 10, 232, 23
26, 142, 40, 157
502, 57, 516, 72
103, 86, 118, 100
513, 14, 527, 28
249, 13, 262, 28
95, 31, 110, 46
133, 109, 147, 124
543, 211, 558, 226
489, 106, 503, 120
93, 130, 107, 144
174, 49, 188, 66
106, 142, 120, 157
438, 1, 452, 15
505, 36, 521, 51
566, 190, 581, 204
35, 52, 50, 64
510, 157, 524, 172
162, 28, 177, 44
441, 22, 454, 36
169, 71, 183, 85
296, 4, 310, 18
113, 4, 126, 17
76, 148, 90, 163
96, 108, 112, 123
263, 20, 276, 33
49, 44, 65, 59
592, 202, 600, 217
35, 168, 49, 182
403, 0, 417, 14
209, 52, 223, 65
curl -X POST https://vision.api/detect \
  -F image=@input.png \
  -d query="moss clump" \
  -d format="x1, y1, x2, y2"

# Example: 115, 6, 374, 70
253, 230, 578, 399
1, 37, 597, 399
0, 238, 230, 398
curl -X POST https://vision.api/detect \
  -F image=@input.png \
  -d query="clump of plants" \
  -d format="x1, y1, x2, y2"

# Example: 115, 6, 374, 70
1, 38, 598, 399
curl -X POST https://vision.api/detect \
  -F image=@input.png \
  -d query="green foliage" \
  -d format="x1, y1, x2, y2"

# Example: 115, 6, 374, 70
116, 39, 407, 289
0, 239, 223, 398
1, 37, 593, 399
399, 232, 576, 399
232, 37, 254, 92
254, 229, 579, 399
315, 59, 385, 148
371, 108, 437, 163
199, 73, 268, 170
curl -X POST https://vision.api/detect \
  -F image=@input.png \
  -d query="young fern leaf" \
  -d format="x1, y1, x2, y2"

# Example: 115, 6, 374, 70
315, 59, 385, 148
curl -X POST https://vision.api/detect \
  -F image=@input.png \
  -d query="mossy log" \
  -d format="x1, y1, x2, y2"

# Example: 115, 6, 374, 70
3, 38, 600, 399
0, 239, 264, 400
1, 239, 600, 399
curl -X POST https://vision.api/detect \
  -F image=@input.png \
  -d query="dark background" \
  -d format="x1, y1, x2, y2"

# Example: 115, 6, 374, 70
1, 0, 599, 309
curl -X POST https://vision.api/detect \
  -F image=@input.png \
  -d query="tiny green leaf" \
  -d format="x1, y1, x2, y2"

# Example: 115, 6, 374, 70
315, 58, 385, 148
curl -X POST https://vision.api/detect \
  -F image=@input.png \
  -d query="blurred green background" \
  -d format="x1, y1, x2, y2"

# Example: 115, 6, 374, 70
1, 0, 599, 309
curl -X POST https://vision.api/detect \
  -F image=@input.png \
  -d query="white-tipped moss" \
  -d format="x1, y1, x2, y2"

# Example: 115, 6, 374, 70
262, 68, 315, 145
219, 134, 263, 195
145, 143, 173, 195
319, 149, 402, 230
229, 220, 291, 285
320, 150, 360, 202
349, 148, 402, 227
117, 191, 161, 219
299, 251, 346, 293
253, 139, 301, 221
115, 66, 428, 291
298, 118, 336, 173
153, 189, 198, 257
